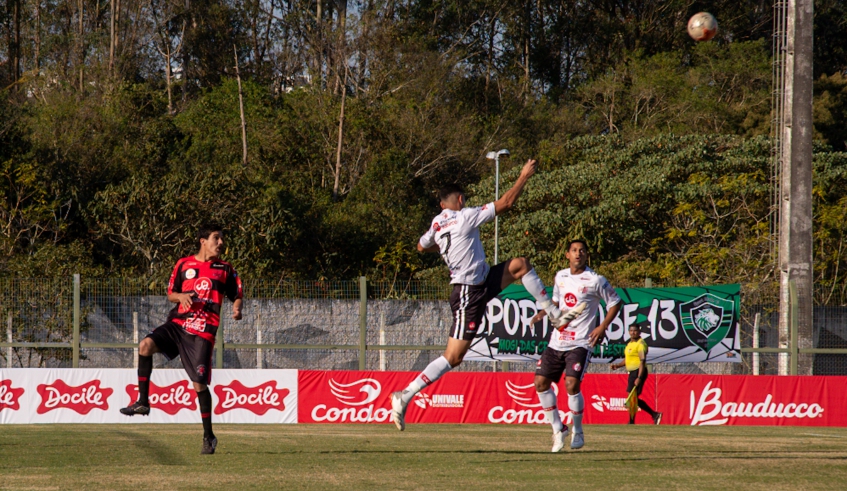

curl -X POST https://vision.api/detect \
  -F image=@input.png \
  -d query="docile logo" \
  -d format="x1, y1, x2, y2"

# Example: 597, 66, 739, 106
0, 379, 25, 412
214, 380, 290, 415
126, 380, 197, 415
36, 379, 113, 414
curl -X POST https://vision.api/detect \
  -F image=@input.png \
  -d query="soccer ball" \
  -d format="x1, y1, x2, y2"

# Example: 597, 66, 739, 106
687, 12, 718, 42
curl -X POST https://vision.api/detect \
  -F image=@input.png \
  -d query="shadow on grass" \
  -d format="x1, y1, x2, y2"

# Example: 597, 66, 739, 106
113, 429, 190, 466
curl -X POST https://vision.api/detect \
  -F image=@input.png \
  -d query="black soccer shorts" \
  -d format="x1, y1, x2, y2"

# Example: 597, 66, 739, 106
147, 321, 215, 385
535, 346, 591, 383
448, 262, 507, 341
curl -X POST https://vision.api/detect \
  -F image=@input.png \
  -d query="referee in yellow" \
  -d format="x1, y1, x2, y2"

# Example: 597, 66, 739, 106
611, 325, 662, 424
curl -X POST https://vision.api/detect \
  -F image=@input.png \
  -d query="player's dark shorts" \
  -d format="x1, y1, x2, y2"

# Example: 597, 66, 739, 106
627, 368, 649, 395
146, 321, 214, 384
535, 347, 590, 382
448, 262, 508, 341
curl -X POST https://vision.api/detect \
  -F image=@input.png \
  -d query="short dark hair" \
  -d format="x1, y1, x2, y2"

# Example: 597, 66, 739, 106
438, 184, 464, 202
567, 239, 589, 252
198, 222, 223, 243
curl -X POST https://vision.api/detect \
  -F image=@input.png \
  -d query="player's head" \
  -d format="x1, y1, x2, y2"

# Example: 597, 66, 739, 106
197, 222, 225, 257
628, 325, 641, 341
565, 239, 589, 270
438, 184, 465, 211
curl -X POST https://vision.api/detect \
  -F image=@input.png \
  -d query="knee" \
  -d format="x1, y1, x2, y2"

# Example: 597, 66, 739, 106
510, 257, 532, 276
565, 378, 580, 395
534, 376, 551, 393
138, 338, 156, 356
444, 352, 464, 367
194, 383, 208, 393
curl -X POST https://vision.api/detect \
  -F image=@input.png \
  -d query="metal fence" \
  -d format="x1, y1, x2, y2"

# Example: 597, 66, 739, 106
1, 276, 846, 375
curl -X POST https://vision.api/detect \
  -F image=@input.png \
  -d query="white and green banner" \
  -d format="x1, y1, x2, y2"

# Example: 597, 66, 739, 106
465, 284, 741, 364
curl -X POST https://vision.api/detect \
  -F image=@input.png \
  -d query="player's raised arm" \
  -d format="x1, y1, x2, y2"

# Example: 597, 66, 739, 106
494, 159, 537, 215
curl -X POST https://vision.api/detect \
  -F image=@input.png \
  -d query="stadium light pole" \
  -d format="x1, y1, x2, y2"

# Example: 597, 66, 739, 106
486, 149, 510, 264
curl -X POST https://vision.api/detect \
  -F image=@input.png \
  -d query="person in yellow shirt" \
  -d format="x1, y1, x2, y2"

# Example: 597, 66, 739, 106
611, 325, 662, 424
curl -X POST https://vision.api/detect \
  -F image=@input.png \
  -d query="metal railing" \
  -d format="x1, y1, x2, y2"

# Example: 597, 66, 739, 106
2, 276, 846, 374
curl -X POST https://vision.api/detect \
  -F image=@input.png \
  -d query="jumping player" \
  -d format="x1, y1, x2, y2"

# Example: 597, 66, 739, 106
390, 159, 581, 431
531, 239, 621, 452
120, 223, 243, 455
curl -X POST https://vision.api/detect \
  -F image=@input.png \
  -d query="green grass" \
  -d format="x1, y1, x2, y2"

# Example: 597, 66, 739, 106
1, 424, 845, 490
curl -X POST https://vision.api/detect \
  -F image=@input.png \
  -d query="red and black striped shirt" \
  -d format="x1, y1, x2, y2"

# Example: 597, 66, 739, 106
167, 256, 243, 342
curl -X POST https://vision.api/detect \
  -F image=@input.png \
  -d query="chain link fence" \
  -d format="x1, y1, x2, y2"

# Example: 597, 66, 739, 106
2, 277, 846, 375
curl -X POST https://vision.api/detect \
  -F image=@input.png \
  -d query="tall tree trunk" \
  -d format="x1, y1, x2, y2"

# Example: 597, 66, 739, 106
332, 66, 348, 200
234, 46, 248, 167
34, 1, 41, 70
78, 0, 85, 92
334, 0, 347, 94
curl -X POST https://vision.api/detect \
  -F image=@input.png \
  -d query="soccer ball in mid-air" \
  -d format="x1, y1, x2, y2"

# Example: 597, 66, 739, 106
687, 12, 718, 42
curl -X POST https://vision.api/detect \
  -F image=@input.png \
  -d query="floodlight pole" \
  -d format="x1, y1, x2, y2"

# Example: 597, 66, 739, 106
486, 149, 509, 264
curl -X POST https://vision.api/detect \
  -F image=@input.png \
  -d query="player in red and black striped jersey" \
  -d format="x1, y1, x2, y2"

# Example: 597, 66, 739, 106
120, 223, 243, 455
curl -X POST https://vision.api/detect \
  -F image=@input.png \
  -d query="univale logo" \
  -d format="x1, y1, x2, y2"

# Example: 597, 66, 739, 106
590, 394, 628, 413
36, 379, 113, 414
0, 379, 25, 412
489, 380, 568, 425
126, 381, 197, 415
213, 380, 290, 415
690, 381, 825, 426
413, 392, 465, 409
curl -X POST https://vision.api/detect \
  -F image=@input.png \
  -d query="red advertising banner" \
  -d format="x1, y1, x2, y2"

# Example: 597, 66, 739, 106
297, 371, 656, 425
656, 375, 847, 426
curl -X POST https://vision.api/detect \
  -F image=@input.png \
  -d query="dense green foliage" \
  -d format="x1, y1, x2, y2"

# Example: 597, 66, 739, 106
1, 1, 847, 297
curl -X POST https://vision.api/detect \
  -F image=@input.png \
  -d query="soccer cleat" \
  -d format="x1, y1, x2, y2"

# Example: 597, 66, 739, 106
570, 431, 584, 450
552, 302, 587, 330
201, 436, 217, 455
390, 391, 408, 431
551, 426, 569, 453
119, 401, 150, 416
653, 412, 663, 425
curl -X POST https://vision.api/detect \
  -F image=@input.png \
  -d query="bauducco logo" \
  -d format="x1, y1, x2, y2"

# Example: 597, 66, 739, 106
0, 379, 25, 412
311, 378, 390, 423
126, 381, 197, 415
488, 380, 569, 424
36, 379, 113, 414
690, 381, 825, 426
213, 380, 289, 415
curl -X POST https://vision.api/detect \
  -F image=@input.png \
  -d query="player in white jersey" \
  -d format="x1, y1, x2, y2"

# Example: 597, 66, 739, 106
531, 239, 621, 452
390, 159, 578, 431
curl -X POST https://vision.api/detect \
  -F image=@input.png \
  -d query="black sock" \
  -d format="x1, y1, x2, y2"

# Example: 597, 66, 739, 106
138, 355, 153, 406
198, 389, 214, 439
637, 399, 656, 417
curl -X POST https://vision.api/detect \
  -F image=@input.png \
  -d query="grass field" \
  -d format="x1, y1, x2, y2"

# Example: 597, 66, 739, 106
1, 424, 845, 490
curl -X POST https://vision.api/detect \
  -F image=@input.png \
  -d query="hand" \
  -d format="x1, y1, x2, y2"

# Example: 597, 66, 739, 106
610, 363, 621, 371
520, 159, 538, 179
232, 308, 242, 320
179, 293, 196, 311
531, 310, 547, 324
635, 378, 642, 388
588, 325, 607, 347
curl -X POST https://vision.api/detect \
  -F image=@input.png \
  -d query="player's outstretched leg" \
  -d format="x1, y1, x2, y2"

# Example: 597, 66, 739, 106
120, 339, 155, 416
392, 339, 467, 431
197, 386, 217, 454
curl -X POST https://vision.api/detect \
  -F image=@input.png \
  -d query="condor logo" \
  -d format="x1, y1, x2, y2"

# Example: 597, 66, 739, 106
311, 378, 390, 423
0, 379, 25, 412
488, 381, 569, 425
37, 380, 112, 414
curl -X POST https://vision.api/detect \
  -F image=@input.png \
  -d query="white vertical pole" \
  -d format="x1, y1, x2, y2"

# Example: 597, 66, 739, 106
257, 309, 263, 369
494, 155, 499, 265
752, 313, 761, 376
132, 312, 139, 369
379, 312, 386, 371
6, 313, 12, 369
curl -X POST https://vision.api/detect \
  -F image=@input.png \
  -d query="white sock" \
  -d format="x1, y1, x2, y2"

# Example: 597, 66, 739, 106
569, 392, 585, 434
537, 389, 564, 433
521, 268, 551, 304
401, 356, 452, 404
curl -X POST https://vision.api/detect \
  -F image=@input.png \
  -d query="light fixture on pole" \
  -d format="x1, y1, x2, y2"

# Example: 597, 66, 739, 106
485, 149, 510, 264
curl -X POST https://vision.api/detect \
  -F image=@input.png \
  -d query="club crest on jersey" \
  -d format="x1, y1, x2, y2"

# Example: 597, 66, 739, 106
573, 363, 582, 372
196, 365, 207, 377
468, 322, 477, 331
578, 286, 588, 294
185, 269, 197, 279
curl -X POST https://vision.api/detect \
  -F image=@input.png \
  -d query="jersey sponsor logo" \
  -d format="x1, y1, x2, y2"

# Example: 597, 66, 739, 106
125, 380, 197, 415
690, 381, 825, 426
185, 268, 197, 279
414, 392, 465, 409
573, 362, 582, 372
310, 378, 390, 422
590, 395, 628, 412
36, 379, 113, 414
563, 293, 578, 307
211, 262, 227, 269
488, 380, 569, 424
433, 223, 441, 232
194, 277, 213, 297
213, 380, 290, 415
0, 379, 25, 412
468, 321, 477, 331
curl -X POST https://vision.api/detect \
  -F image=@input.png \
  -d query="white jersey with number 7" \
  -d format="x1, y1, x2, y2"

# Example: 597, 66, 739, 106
549, 267, 621, 351
419, 203, 496, 285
